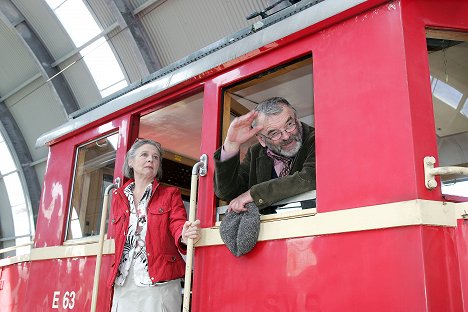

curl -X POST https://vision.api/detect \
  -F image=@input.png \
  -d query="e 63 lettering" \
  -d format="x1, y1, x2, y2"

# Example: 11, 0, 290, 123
52, 291, 76, 309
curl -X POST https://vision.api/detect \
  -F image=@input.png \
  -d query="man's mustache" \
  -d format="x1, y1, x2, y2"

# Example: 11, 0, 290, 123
280, 135, 299, 146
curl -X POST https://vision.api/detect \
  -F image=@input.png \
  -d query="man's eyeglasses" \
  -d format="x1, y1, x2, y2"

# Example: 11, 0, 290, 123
260, 119, 297, 141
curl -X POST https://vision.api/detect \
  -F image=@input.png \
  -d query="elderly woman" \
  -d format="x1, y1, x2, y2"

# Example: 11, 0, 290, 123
107, 138, 200, 312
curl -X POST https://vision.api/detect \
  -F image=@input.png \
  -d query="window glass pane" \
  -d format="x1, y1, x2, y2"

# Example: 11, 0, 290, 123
431, 77, 463, 109
15, 235, 31, 256
442, 180, 468, 197
139, 93, 204, 207
461, 98, 468, 117
427, 31, 468, 196
4, 173, 29, 241
11, 204, 29, 236
66, 133, 118, 240
4, 172, 26, 207
0, 131, 33, 257
0, 141, 16, 174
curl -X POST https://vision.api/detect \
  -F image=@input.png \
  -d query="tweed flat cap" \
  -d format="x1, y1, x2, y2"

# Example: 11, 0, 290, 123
220, 202, 260, 257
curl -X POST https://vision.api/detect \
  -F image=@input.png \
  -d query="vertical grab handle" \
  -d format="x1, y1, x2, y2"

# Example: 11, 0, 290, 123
90, 177, 120, 312
183, 154, 208, 312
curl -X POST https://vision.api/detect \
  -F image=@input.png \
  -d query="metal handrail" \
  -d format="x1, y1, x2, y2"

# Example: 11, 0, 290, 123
424, 156, 468, 189
90, 178, 120, 312
182, 154, 208, 312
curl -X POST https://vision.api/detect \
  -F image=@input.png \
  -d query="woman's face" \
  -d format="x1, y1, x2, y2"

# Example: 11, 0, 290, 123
128, 144, 161, 181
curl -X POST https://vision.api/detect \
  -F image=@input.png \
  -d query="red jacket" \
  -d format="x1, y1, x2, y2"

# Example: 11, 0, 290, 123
107, 179, 187, 288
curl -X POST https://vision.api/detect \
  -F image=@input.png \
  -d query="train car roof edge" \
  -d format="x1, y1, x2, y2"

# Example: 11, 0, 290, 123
35, 0, 368, 147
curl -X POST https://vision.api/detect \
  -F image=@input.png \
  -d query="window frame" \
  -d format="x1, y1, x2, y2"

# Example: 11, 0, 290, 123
64, 131, 119, 242
216, 55, 316, 224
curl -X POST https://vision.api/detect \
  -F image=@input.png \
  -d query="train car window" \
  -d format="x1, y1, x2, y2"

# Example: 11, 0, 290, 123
217, 56, 315, 220
139, 92, 203, 210
66, 132, 119, 240
427, 29, 468, 197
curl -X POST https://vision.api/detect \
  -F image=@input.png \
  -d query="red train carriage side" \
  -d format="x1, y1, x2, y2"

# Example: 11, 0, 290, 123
1, 0, 468, 311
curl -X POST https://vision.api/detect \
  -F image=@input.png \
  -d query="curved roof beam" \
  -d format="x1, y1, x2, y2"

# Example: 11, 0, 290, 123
111, 0, 162, 73
0, 0, 79, 115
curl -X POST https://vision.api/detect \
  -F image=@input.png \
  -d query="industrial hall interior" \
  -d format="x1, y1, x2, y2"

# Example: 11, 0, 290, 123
1, 0, 468, 311
0, 0, 287, 253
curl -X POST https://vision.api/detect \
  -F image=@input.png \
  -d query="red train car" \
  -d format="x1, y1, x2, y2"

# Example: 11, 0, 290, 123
2, 0, 468, 311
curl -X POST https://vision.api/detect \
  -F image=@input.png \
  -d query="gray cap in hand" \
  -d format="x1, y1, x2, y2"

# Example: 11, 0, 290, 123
219, 202, 260, 257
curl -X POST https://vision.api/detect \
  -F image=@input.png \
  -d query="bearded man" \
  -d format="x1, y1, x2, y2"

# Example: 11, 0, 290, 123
214, 97, 316, 213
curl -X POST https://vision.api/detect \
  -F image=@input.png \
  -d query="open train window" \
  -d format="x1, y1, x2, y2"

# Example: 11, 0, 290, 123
65, 132, 118, 241
139, 92, 203, 211
217, 56, 316, 221
427, 29, 468, 197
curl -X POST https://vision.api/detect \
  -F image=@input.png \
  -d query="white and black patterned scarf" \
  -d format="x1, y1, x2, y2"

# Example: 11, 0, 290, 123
115, 182, 154, 286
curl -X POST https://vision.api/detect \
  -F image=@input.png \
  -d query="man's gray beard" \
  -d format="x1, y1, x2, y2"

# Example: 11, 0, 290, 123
266, 122, 303, 157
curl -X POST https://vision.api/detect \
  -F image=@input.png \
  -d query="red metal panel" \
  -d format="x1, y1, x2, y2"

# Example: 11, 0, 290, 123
197, 1, 442, 215
406, 0, 468, 29
193, 226, 436, 312
399, 0, 468, 204
456, 219, 468, 312
22, 256, 113, 311
313, 2, 432, 212
422, 225, 463, 311
0, 263, 29, 311
196, 81, 222, 227
35, 139, 75, 247
400, 2, 468, 309
191, 1, 468, 311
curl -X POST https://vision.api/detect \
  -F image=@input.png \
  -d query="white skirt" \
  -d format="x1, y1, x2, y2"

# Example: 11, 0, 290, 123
111, 263, 182, 312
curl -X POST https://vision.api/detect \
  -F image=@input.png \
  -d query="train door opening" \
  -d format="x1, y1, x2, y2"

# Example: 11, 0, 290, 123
216, 56, 316, 220
427, 29, 468, 198
138, 91, 204, 304
138, 91, 204, 209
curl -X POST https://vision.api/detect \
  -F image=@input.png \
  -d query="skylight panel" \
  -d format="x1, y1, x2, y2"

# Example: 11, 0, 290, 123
0, 129, 31, 255
431, 78, 463, 109
0, 140, 16, 174
82, 38, 127, 95
4, 173, 26, 207
46, 0, 67, 10
54, 0, 101, 47
461, 98, 468, 117
46, 0, 128, 97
